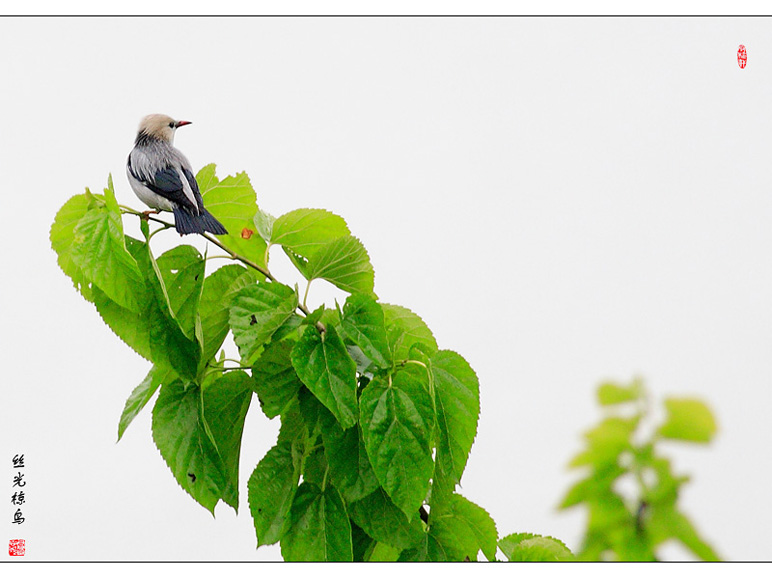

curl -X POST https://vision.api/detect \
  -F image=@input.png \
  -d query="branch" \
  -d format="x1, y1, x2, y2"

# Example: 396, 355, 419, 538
199, 230, 328, 332
121, 205, 325, 332
200, 232, 275, 281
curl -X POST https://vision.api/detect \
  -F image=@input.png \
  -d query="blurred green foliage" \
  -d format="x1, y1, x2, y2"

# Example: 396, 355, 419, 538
560, 378, 720, 561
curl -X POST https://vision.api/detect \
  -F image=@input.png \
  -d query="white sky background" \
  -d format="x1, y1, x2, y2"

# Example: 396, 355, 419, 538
1, 16, 771, 562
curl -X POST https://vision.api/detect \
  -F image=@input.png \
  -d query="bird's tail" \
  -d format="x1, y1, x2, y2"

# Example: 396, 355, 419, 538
173, 207, 228, 236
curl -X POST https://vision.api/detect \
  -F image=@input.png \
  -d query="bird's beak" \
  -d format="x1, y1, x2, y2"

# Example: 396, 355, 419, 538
175, 120, 192, 128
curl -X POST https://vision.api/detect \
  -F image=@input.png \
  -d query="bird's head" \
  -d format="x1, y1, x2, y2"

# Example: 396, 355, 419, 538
136, 114, 191, 145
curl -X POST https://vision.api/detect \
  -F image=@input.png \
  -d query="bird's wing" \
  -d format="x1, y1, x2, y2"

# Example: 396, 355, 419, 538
128, 152, 198, 213
181, 166, 207, 209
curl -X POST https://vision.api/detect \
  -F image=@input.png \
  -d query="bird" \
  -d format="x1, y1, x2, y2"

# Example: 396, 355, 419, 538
126, 114, 228, 236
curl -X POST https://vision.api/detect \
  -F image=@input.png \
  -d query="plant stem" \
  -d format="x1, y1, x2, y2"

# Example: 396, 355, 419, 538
120, 207, 176, 232
148, 222, 174, 241
303, 280, 313, 311
200, 232, 275, 281
264, 243, 272, 272
121, 206, 273, 279
122, 204, 326, 333
401, 359, 428, 369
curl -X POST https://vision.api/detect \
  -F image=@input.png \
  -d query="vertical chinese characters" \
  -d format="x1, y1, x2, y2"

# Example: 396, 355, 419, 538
11, 454, 25, 526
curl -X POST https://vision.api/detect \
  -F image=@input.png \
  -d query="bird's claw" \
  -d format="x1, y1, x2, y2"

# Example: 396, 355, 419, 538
141, 210, 161, 220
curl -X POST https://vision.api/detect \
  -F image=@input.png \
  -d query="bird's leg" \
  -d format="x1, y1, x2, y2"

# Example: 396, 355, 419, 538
141, 209, 161, 220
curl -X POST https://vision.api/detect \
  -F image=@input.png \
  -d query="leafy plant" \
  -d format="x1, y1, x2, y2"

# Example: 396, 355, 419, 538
559, 379, 720, 561
50, 166, 717, 561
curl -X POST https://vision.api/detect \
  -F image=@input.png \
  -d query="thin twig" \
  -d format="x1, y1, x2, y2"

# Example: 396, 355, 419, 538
201, 231, 274, 281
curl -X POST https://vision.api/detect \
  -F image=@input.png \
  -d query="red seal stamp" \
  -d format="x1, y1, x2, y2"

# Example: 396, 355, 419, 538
737, 45, 747, 69
8, 539, 25, 556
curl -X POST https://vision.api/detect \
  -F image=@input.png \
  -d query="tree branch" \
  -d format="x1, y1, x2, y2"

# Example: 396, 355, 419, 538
200, 231, 275, 281
122, 205, 325, 332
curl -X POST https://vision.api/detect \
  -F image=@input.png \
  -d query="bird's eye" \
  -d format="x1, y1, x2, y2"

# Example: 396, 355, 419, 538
168, 122, 175, 128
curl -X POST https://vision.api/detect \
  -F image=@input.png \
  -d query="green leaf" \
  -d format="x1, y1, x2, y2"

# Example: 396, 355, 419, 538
117, 365, 174, 441
229, 280, 298, 363
366, 542, 402, 562
320, 416, 379, 503
643, 455, 689, 506
70, 200, 144, 312
441, 494, 498, 561
303, 304, 327, 327
429, 519, 479, 561
277, 399, 306, 444
197, 165, 268, 268
428, 523, 478, 561
351, 521, 375, 562
431, 350, 480, 497
615, 530, 657, 562
597, 379, 643, 406
223, 266, 265, 298
270, 208, 350, 257
400, 496, 494, 562
558, 463, 626, 510
139, 239, 201, 380
92, 235, 149, 360
272, 312, 305, 342
50, 193, 94, 301
302, 446, 328, 488
657, 398, 717, 443
648, 505, 720, 561
291, 325, 358, 429
382, 304, 437, 362
569, 416, 639, 468
397, 535, 428, 561
350, 487, 425, 550
251, 340, 303, 419
584, 492, 631, 533
195, 163, 219, 193
280, 483, 353, 561
103, 174, 120, 212
297, 386, 326, 443
340, 294, 391, 368
283, 246, 311, 278
499, 533, 574, 562
85, 233, 200, 378
155, 245, 205, 341
202, 371, 253, 511
151, 380, 227, 514
319, 307, 342, 328
199, 264, 250, 363
253, 208, 276, 243
92, 282, 152, 360
248, 442, 301, 547
346, 345, 379, 376
360, 364, 435, 519
304, 235, 375, 295
91, 237, 201, 373
574, 533, 608, 562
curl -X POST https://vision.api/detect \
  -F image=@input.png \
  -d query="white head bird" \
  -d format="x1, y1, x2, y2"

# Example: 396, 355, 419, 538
126, 114, 227, 235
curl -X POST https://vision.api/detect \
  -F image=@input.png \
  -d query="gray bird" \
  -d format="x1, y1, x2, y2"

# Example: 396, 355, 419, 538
126, 114, 227, 236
